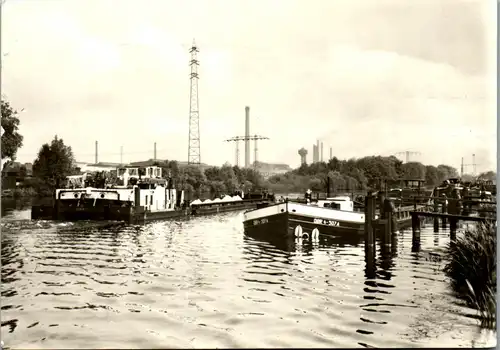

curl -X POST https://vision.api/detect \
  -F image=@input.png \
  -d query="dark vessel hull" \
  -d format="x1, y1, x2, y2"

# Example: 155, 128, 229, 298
32, 197, 272, 224
243, 202, 364, 241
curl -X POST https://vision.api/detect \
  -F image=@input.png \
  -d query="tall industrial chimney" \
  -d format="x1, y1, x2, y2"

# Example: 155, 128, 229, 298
95, 141, 98, 164
320, 142, 324, 162
312, 144, 317, 163
245, 106, 250, 168
316, 140, 320, 162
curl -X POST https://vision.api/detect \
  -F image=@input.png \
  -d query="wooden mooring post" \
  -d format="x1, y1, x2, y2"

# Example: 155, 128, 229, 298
447, 195, 461, 241
381, 198, 397, 246
364, 192, 375, 255
411, 212, 421, 252
433, 200, 439, 232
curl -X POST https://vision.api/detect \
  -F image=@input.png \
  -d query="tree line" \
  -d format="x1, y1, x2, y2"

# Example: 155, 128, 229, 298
266, 156, 464, 193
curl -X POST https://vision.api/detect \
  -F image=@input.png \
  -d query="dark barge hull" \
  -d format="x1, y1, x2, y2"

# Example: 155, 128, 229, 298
243, 207, 364, 241
31, 198, 272, 224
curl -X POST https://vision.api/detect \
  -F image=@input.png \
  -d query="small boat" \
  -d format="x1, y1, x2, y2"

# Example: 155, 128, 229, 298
243, 195, 366, 240
32, 165, 273, 224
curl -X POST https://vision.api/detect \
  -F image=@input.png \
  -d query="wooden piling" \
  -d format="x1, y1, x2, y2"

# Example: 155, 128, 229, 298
450, 217, 458, 241
378, 192, 385, 219
382, 198, 394, 246
411, 213, 421, 252
364, 245, 376, 279
433, 200, 439, 232
364, 192, 375, 253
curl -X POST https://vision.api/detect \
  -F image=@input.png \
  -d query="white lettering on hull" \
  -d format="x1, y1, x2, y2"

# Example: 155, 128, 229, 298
313, 218, 340, 226
253, 218, 269, 226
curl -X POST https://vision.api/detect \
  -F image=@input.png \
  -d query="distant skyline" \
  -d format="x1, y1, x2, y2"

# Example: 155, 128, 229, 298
1, 0, 496, 173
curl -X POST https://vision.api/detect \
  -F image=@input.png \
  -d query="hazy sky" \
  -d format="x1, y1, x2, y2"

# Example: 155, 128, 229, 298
1, 0, 496, 172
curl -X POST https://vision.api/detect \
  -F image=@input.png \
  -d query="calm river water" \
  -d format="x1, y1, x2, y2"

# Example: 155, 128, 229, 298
1, 200, 496, 348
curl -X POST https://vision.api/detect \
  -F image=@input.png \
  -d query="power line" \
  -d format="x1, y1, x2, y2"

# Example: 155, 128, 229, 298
16, 148, 168, 158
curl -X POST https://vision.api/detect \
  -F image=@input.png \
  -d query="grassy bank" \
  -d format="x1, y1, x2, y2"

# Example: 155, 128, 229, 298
444, 221, 496, 329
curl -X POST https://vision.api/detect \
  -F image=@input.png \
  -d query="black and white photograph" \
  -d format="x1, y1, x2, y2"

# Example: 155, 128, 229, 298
0, 0, 497, 348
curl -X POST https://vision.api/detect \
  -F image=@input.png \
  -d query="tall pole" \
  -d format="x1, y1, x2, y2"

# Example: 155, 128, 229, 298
245, 106, 250, 168
235, 141, 239, 167
95, 141, 98, 164
472, 154, 476, 176
188, 39, 201, 165
254, 136, 258, 170
154, 142, 157, 160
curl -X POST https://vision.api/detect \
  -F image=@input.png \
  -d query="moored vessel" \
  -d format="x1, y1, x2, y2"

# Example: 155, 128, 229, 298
243, 195, 366, 241
31, 165, 272, 224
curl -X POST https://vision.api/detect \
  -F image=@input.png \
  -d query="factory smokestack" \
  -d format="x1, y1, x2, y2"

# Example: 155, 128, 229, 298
320, 142, 324, 162
95, 141, 98, 164
316, 140, 320, 162
245, 106, 250, 168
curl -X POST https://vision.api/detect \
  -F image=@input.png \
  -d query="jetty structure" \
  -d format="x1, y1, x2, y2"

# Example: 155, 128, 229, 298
242, 176, 496, 255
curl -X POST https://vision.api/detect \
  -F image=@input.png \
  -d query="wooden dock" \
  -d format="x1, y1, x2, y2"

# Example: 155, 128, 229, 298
363, 191, 496, 255
409, 211, 488, 222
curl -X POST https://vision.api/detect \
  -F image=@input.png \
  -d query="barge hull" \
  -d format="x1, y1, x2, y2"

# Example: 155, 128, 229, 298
243, 211, 364, 241
32, 199, 272, 224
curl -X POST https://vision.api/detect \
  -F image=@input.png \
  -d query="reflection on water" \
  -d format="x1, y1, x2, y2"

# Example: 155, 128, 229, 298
1, 198, 33, 219
0, 204, 495, 348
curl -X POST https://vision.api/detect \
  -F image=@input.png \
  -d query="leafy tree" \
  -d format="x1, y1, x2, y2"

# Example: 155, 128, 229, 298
437, 164, 459, 183
1, 99, 24, 161
400, 162, 426, 180
32, 136, 76, 193
425, 165, 439, 186
477, 171, 496, 183
19, 164, 27, 179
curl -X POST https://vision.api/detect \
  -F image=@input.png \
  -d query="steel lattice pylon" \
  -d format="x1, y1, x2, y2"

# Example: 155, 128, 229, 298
188, 39, 201, 165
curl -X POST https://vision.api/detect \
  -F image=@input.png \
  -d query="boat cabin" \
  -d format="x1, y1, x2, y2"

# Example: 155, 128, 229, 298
402, 179, 425, 189
316, 196, 354, 212
117, 165, 164, 187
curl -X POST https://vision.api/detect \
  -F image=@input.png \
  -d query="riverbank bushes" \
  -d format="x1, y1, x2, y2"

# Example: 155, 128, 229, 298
267, 156, 460, 193
444, 221, 496, 329
157, 162, 267, 199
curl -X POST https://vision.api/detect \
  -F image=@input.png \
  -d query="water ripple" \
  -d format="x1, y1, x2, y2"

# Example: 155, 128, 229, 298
0, 209, 496, 348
